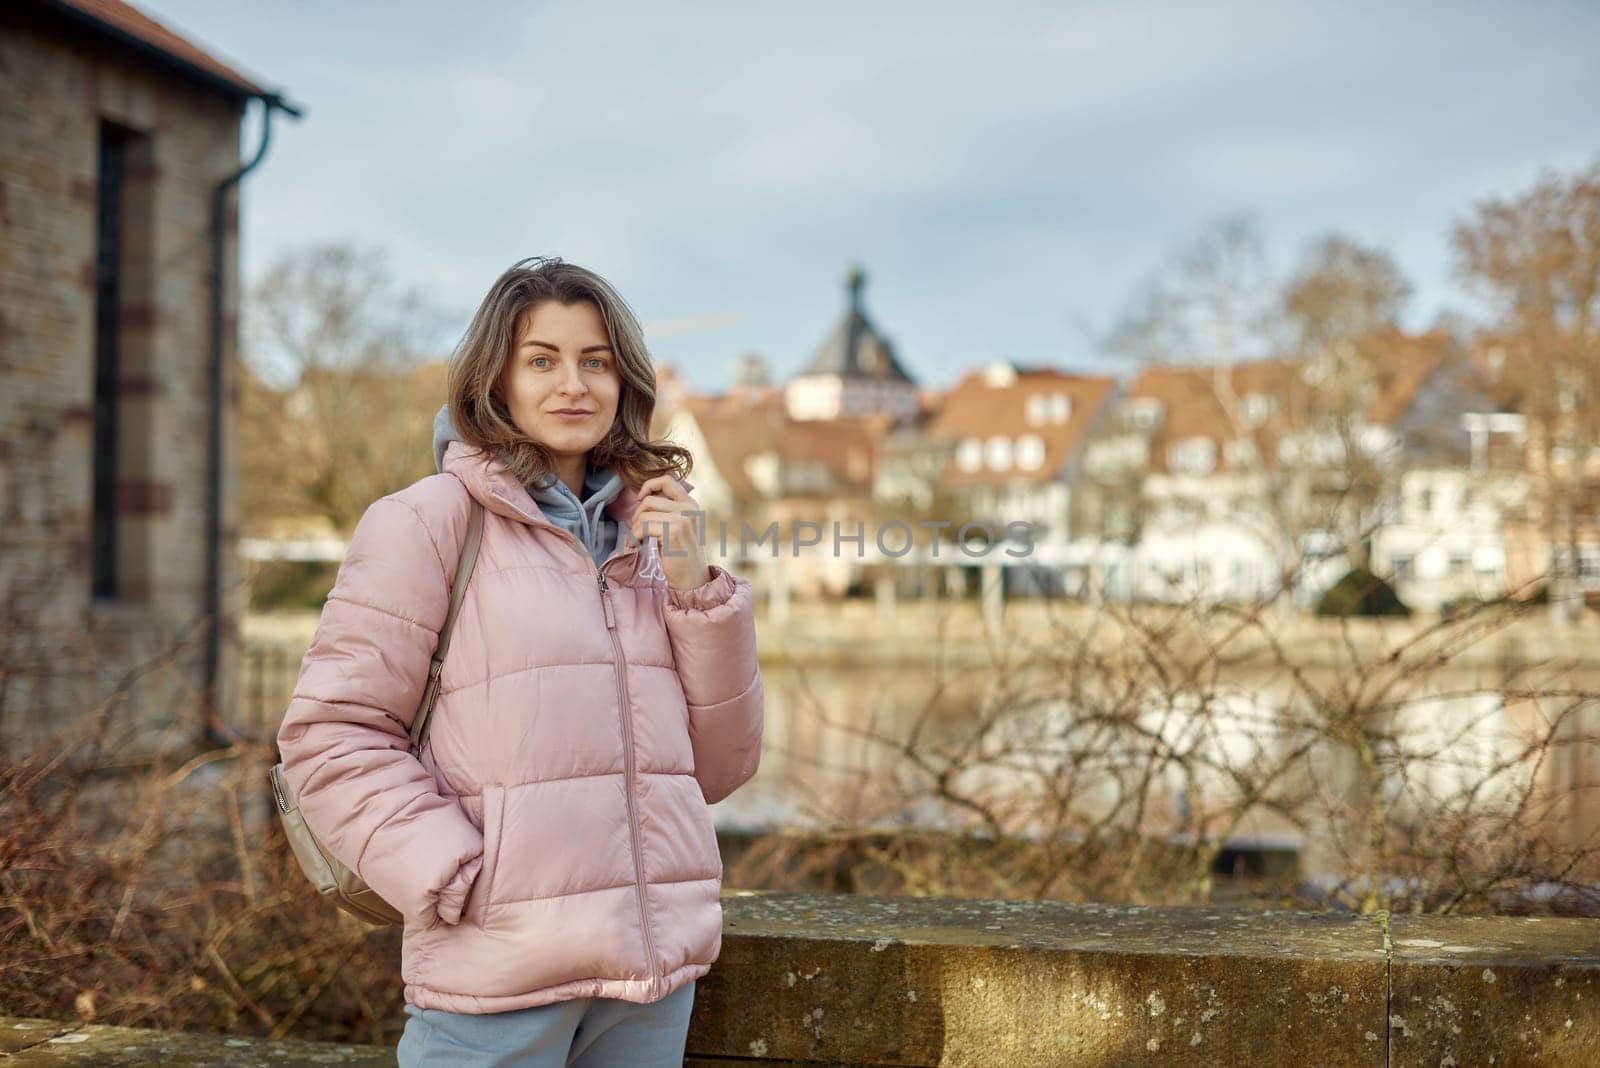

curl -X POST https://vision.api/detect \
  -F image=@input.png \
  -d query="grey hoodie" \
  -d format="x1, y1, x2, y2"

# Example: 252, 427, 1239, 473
431, 403, 625, 567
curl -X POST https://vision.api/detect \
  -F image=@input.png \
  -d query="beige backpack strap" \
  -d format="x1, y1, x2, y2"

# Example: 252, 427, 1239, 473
409, 498, 485, 753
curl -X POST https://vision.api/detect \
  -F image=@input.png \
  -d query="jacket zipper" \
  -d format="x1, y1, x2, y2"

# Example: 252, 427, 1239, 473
487, 487, 661, 996
597, 566, 661, 999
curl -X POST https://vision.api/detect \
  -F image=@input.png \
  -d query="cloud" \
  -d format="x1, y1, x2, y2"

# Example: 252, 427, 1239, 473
154, 0, 1600, 390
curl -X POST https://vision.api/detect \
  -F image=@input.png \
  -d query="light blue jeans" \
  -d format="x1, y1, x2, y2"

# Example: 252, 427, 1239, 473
396, 981, 695, 1067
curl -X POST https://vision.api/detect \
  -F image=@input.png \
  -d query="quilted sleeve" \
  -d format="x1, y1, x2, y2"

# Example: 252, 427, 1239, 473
275, 494, 484, 928
662, 564, 765, 805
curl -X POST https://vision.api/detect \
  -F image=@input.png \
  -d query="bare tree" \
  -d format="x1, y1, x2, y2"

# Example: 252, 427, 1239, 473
1095, 218, 1301, 586
242, 244, 450, 534
1284, 234, 1412, 350
1097, 220, 1429, 599
1105, 215, 1284, 369
1454, 159, 1600, 623
1278, 236, 1441, 573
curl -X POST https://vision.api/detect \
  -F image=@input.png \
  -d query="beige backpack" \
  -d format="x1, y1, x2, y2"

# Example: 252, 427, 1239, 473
268, 498, 485, 926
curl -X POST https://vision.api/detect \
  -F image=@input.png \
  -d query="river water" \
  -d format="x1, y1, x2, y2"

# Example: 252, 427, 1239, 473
241, 611, 1600, 885
715, 658, 1600, 882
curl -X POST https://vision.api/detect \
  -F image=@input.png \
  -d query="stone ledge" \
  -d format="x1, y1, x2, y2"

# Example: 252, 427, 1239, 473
3, 893, 1597, 1065
689, 892, 1600, 1066
0, 1016, 391, 1066
1386, 913, 1600, 1066
693, 892, 1387, 1064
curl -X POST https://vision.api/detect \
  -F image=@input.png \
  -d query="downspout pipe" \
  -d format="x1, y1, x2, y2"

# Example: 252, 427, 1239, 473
204, 93, 301, 748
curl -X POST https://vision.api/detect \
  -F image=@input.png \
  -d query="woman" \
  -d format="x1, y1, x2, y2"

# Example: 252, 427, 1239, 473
275, 257, 764, 1066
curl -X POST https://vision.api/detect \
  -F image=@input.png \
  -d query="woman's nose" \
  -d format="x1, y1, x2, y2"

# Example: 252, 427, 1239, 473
557, 363, 587, 395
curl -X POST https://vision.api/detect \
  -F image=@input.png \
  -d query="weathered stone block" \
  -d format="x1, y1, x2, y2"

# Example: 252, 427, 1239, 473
0, 1017, 392, 1066
692, 891, 1389, 1065
1388, 913, 1600, 1067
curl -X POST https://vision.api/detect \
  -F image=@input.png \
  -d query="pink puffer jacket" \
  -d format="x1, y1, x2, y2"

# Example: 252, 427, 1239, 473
275, 440, 764, 1013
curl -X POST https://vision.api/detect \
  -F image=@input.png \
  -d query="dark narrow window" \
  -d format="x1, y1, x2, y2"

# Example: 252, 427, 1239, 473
91, 123, 131, 600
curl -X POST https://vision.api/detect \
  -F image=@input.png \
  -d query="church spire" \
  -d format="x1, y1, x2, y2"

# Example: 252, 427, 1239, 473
846, 263, 865, 318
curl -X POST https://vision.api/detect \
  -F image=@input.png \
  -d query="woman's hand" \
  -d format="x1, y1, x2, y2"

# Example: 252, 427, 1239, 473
630, 475, 712, 590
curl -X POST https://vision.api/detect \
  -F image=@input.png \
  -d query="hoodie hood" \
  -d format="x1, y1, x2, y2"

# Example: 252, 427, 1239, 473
525, 463, 626, 568
432, 402, 465, 476
431, 403, 626, 567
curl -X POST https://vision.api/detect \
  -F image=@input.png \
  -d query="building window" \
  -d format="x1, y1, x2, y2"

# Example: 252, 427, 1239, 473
1166, 437, 1216, 476
957, 437, 983, 472
91, 124, 131, 599
91, 121, 156, 604
784, 461, 830, 494
1392, 554, 1414, 584
1016, 434, 1046, 470
1122, 397, 1162, 430
1025, 393, 1070, 425
1579, 549, 1600, 583
1224, 438, 1259, 468
1242, 392, 1276, 427
986, 436, 1013, 471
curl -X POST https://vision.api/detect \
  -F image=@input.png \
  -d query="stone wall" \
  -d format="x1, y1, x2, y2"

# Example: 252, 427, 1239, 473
0, 6, 248, 754
688, 892, 1600, 1065
3, 892, 1597, 1064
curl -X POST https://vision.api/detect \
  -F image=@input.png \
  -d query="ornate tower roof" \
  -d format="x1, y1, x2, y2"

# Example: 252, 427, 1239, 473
798, 266, 917, 384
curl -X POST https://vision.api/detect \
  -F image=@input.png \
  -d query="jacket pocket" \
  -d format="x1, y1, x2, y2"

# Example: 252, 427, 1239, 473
464, 784, 506, 924
699, 797, 724, 880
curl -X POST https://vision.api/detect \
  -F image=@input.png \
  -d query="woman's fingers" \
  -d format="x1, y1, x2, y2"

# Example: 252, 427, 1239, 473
631, 478, 703, 558
635, 493, 680, 514
637, 479, 702, 523
631, 508, 700, 551
638, 475, 691, 502
630, 508, 665, 542
632, 509, 685, 536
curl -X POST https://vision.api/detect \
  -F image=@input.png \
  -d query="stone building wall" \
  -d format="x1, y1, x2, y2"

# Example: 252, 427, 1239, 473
0, 6, 249, 754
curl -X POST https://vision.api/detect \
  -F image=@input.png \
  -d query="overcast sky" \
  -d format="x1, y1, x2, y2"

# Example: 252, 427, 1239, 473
146, 0, 1599, 392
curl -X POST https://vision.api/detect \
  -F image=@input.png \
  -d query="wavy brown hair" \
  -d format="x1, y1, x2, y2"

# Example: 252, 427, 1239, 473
445, 257, 693, 491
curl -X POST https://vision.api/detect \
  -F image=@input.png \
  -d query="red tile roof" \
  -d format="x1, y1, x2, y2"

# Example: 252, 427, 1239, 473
1364, 329, 1452, 425
681, 393, 886, 502
1119, 358, 1297, 474
1121, 330, 1454, 474
927, 364, 1119, 486
43, 0, 271, 98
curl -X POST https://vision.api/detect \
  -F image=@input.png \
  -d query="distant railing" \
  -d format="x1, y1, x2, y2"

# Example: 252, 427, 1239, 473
239, 536, 348, 562
236, 642, 301, 740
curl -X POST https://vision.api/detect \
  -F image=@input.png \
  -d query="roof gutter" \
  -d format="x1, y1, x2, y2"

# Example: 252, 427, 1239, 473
203, 94, 300, 748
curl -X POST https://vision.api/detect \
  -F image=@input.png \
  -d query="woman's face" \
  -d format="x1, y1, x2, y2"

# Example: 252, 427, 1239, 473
497, 299, 622, 460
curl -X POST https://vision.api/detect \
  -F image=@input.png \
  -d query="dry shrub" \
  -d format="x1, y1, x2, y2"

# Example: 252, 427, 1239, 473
725, 588, 1600, 916
0, 712, 406, 1044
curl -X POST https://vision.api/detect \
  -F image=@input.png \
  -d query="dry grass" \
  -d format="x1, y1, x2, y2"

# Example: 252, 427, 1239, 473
0, 713, 406, 1044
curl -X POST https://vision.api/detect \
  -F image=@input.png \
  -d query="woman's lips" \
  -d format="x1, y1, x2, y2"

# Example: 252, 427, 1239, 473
552, 410, 593, 420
